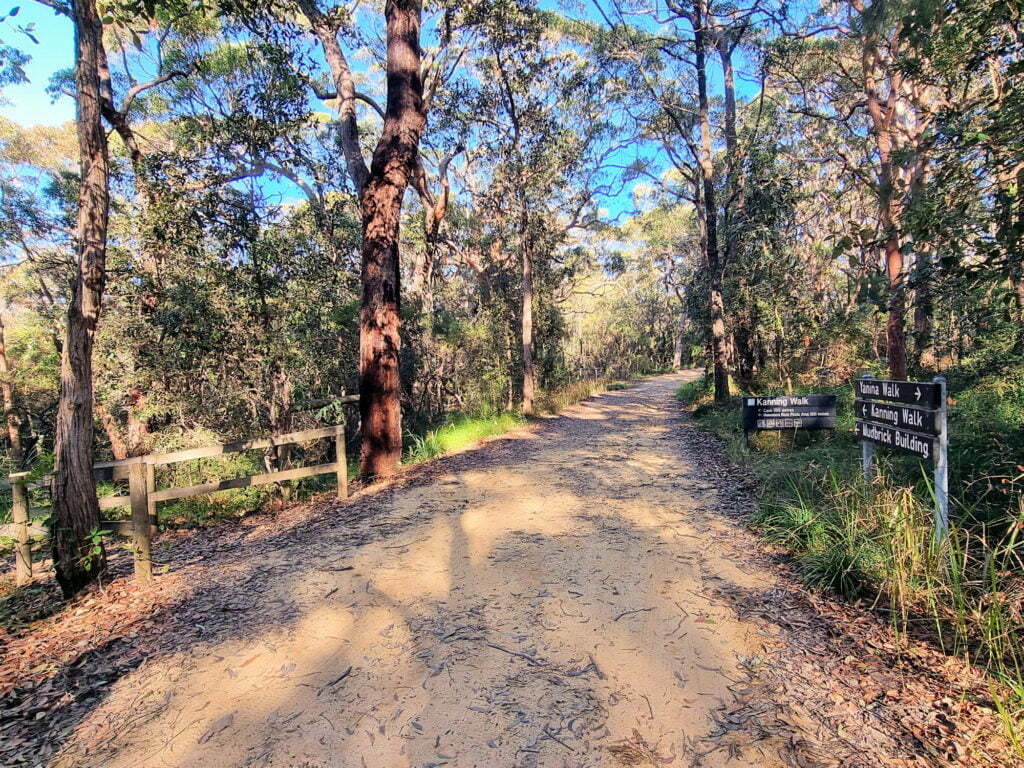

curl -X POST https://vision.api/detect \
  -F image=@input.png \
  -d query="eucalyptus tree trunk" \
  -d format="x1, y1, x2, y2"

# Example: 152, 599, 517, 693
0, 313, 23, 466
521, 234, 535, 415
52, 0, 110, 597
357, 0, 426, 478
671, 309, 686, 370
858, 18, 910, 381
912, 253, 935, 369
693, 1, 730, 403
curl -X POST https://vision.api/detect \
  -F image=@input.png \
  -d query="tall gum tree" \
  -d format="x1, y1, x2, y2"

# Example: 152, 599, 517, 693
50, 0, 110, 596
290, 0, 462, 478
589, 0, 769, 403
779, 0, 938, 380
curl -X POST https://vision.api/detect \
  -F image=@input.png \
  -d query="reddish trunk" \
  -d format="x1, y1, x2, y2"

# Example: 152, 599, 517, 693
358, 0, 426, 479
883, 231, 907, 380
52, 0, 110, 597
97, 402, 129, 461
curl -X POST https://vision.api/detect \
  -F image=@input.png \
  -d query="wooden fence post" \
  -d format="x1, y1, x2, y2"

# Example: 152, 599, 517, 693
145, 461, 157, 534
10, 472, 31, 585
335, 427, 348, 499
129, 459, 152, 583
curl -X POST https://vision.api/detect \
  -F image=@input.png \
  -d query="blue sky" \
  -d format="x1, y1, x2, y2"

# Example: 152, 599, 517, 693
0, 2, 767, 222
0, 3, 74, 125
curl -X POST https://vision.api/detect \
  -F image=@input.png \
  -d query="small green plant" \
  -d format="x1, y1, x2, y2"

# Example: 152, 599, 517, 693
80, 527, 110, 572
675, 377, 712, 405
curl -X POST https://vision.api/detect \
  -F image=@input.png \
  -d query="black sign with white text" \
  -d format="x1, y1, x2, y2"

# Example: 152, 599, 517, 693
855, 420, 937, 461
743, 395, 837, 431
855, 399, 938, 436
854, 378, 941, 408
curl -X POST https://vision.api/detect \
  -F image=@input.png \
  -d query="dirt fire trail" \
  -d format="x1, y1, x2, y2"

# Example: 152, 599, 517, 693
42, 373, 992, 767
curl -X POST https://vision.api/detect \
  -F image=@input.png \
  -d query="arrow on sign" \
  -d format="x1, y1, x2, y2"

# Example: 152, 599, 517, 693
915, 387, 922, 402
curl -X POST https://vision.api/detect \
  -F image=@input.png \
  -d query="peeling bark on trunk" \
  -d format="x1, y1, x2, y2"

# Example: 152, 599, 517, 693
52, 0, 110, 597
357, 0, 425, 479
859, 19, 912, 381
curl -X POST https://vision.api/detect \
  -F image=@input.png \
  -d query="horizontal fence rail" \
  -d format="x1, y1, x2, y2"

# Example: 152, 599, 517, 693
6, 405, 357, 586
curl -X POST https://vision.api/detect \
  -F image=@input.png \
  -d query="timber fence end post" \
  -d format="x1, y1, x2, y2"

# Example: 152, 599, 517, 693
129, 458, 152, 584
335, 426, 348, 500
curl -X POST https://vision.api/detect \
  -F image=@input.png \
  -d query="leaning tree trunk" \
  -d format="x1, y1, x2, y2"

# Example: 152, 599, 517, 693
358, 0, 426, 479
51, 0, 110, 597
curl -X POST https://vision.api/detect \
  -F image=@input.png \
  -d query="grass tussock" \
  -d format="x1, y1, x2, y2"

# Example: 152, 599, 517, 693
407, 378, 617, 464
677, 372, 1024, 747
534, 378, 609, 414
405, 412, 525, 463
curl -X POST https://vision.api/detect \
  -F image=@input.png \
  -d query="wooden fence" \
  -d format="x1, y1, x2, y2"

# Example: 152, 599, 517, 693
7, 413, 355, 587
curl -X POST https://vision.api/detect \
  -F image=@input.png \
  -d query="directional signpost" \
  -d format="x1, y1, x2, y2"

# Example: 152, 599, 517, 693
855, 374, 949, 541
854, 377, 941, 409
742, 395, 836, 445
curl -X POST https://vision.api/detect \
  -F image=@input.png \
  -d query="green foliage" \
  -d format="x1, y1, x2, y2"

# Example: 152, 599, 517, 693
675, 378, 711, 406
80, 527, 110, 572
686, 366, 1024, 702
405, 412, 525, 464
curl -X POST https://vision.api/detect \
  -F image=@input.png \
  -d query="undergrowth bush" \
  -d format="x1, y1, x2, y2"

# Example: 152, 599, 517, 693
677, 367, 1024, 742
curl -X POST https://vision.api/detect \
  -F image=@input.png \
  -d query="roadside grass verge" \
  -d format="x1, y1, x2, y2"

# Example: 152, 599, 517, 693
405, 411, 526, 463
534, 378, 609, 413
676, 372, 1024, 750
406, 377, 622, 464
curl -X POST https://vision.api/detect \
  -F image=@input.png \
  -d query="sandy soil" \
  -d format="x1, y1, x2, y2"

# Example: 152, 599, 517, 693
37, 373, 1000, 767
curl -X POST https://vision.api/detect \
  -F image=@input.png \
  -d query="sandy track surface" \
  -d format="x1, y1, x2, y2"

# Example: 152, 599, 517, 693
40, 373, 1000, 767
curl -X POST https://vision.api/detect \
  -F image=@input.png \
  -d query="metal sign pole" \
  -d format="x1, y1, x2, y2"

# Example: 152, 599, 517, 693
860, 374, 875, 484
933, 376, 949, 542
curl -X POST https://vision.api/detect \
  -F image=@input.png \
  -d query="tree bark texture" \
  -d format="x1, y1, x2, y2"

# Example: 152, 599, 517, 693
52, 0, 110, 597
358, 0, 425, 479
693, 2, 730, 402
